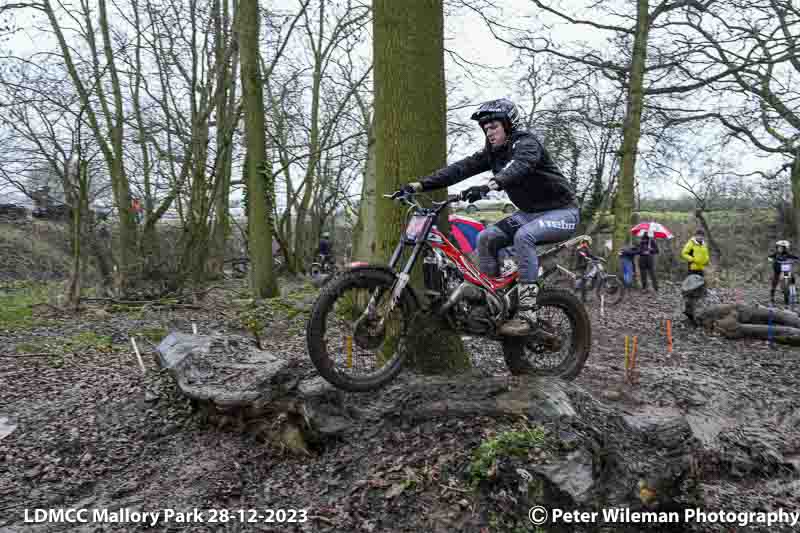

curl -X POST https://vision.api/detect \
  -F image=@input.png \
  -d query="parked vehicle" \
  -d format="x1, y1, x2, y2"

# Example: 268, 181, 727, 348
0, 204, 27, 220
32, 204, 69, 220
576, 258, 625, 305
455, 191, 516, 214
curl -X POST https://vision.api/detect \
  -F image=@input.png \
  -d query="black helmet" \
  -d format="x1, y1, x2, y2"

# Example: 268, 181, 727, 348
470, 99, 521, 132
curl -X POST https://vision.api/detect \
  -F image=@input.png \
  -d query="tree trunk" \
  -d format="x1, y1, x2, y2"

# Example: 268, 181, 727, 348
373, 0, 467, 372
208, 0, 237, 277
611, 0, 650, 269
352, 120, 377, 262
240, 0, 278, 298
97, 0, 137, 290
792, 152, 800, 241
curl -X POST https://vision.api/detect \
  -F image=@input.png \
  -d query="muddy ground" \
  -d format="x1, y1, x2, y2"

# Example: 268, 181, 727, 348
1, 276, 799, 532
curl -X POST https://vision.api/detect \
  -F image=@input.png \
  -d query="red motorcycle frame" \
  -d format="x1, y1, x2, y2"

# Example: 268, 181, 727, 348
349, 193, 586, 321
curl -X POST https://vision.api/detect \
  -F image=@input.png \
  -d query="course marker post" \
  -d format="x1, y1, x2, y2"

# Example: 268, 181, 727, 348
666, 319, 673, 353
624, 335, 630, 382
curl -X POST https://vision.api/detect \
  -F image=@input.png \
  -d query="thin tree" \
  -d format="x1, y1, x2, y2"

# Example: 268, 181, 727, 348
239, 0, 278, 297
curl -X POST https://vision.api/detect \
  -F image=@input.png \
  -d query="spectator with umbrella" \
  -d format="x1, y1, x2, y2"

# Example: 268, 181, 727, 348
630, 222, 673, 293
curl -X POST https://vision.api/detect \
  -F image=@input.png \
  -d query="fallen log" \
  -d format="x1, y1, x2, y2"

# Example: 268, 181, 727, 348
695, 304, 800, 346
715, 323, 800, 346
736, 305, 800, 329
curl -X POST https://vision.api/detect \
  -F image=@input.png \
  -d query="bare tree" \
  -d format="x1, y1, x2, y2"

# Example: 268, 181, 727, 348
459, 0, 752, 265
240, 0, 278, 297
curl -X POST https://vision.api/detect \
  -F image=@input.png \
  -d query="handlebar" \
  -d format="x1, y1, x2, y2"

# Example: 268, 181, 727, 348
383, 190, 463, 211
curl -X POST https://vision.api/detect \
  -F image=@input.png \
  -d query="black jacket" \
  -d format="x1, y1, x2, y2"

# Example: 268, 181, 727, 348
638, 238, 659, 257
769, 251, 799, 273
420, 129, 576, 213
318, 238, 331, 256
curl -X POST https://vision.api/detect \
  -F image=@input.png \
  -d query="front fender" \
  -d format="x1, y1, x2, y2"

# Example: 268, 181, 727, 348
342, 263, 421, 310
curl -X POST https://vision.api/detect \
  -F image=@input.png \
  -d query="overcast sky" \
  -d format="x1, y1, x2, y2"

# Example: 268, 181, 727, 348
0, 0, 788, 206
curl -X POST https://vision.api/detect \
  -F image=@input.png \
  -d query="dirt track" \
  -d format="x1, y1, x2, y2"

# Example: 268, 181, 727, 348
1, 278, 799, 532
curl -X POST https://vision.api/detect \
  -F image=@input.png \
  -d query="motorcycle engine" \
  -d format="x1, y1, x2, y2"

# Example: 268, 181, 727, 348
423, 248, 462, 295
422, 249, 493, 334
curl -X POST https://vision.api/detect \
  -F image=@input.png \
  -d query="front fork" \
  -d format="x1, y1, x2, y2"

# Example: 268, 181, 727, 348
356, 239, 425, 330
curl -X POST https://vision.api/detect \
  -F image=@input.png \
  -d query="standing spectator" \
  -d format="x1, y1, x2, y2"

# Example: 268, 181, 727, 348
637, 234, 659, 292
681, 228, 709, 275
680, 228, 711, 323
618, 245, 639, 288
131, 197, 144, 225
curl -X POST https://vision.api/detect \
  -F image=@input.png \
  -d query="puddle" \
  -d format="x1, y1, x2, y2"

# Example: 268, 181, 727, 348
0, 415, 18, 440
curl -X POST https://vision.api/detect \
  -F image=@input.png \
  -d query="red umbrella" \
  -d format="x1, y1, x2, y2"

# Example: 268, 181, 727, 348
630, 221, 674, 239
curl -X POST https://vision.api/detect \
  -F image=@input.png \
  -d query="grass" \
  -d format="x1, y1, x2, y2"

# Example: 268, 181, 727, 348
130, 326, 169, 344
14, 330, 114, 354
468, 425, 547, 486
0, 282, 54, 330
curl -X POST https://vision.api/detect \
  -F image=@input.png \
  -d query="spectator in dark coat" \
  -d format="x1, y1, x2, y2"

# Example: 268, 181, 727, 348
637, 234, 659, 291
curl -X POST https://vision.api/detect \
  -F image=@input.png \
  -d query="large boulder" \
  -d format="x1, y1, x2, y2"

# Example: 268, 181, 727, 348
382, 375, 700, 518
155, 333, 352, 452
156, 332, 295, 410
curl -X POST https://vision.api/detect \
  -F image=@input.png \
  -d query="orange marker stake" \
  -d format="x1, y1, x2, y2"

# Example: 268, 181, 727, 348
624, 335, 630, 381
666, 319, 673, 353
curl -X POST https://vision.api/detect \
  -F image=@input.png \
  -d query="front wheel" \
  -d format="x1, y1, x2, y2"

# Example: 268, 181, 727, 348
502, 289, 591, 379
306, 268, 417, 392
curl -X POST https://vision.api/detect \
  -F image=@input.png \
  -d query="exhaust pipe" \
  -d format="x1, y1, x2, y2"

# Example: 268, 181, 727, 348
439, 282, 483, 315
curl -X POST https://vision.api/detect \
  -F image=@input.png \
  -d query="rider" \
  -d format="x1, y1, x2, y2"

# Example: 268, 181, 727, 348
575, 236, 599, 289
318, 232, 333, 267
768, 240, 799, 303
397, 98, 578, 338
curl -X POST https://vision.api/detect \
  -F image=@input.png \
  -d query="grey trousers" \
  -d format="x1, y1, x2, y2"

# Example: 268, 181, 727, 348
477, 207, 580, 283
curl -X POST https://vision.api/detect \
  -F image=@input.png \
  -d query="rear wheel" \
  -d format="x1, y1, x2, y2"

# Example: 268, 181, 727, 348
502, 289, 591, 379
306, 268, 416, 392
503, 204, 516, 213
466, 205, 478, 214
599, 275, 624, 306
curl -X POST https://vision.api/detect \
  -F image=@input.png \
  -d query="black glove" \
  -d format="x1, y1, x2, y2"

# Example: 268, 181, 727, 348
462, 185, 490, 203
391, 182, 423, 199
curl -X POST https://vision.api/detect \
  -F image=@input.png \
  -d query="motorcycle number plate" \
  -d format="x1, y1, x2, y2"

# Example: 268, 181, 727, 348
781, 263, 792, 272
405, 215, 429, 241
